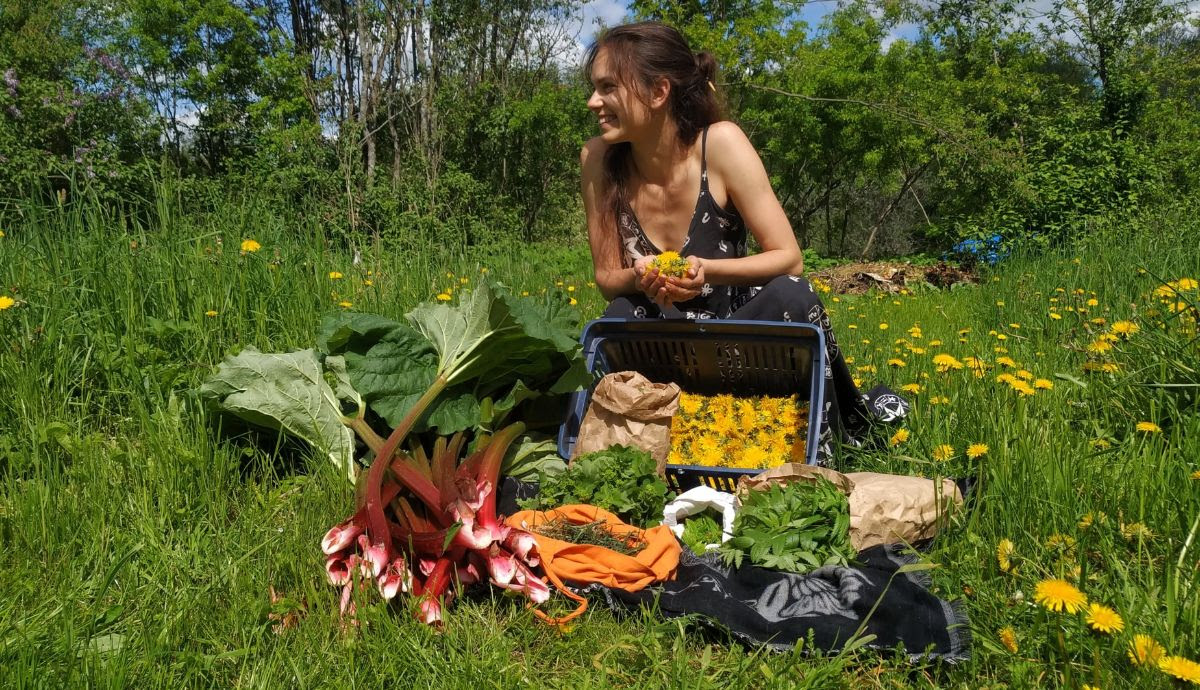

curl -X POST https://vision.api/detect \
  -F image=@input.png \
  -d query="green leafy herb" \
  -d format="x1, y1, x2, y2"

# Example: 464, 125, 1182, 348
523, 445, 672, 528
681, 510, 724, 554
719, 479, 855, 575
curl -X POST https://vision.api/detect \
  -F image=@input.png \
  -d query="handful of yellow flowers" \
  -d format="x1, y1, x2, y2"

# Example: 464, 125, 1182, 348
668, 392, 810, 470
649, 251, 691, 278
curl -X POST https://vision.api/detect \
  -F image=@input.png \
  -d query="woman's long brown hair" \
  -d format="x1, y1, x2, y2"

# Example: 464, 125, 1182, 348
584, 22, 725, 266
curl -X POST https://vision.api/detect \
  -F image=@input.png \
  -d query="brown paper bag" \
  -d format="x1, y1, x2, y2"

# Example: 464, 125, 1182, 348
572, 371, 680, 475
737, 464, 962, 550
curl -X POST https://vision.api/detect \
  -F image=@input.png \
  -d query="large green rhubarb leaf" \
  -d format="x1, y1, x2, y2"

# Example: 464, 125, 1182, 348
199, 347, 357, 481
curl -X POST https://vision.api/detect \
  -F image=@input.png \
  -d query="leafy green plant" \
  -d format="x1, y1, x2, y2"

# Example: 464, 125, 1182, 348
524, 445, 673, 529
719, 479, 855, 575
680, 510, 723, 554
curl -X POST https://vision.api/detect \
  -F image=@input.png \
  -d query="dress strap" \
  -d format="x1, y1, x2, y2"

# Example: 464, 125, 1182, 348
700, 126, 710, 192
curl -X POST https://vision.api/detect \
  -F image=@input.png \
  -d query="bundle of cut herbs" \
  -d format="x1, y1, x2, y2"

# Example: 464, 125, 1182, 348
199, 281, 588, 624
719, 478, 855, 575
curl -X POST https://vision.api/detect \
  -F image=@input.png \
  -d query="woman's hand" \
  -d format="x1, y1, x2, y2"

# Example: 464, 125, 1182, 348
661, 256, 705, 304
633, 255, 670, 305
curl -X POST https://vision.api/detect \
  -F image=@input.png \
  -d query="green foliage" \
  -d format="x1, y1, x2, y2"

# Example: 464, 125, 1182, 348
719, 479, 854, 574
680, 510, 723, 554
525, 445, 673, 528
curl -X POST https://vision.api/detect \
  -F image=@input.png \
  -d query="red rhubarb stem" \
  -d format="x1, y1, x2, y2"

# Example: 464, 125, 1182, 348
363, 376, 450, 550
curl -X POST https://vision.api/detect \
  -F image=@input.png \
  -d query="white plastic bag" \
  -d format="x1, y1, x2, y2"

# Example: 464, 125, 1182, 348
661, 486, 739, 552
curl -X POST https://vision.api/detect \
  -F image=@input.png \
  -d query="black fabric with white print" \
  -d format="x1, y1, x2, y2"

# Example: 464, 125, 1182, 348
606, 129, 907, 462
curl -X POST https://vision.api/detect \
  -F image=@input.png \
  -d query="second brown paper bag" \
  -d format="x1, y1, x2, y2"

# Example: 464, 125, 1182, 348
572, 371, 680, 475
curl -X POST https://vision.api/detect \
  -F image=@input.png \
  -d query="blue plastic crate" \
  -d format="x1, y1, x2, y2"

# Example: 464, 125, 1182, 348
557, 318, 826, 492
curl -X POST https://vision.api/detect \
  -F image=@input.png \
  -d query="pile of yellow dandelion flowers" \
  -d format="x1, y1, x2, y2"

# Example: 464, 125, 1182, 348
668, 392, 810, 470
649, 251, 691, 278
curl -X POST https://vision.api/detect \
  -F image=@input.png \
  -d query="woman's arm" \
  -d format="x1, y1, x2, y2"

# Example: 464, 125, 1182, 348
693, 121, 804, 285
581, 138, 640, 301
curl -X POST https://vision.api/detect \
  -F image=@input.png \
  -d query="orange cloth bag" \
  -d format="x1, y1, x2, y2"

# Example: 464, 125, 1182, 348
505, 504, 682, 623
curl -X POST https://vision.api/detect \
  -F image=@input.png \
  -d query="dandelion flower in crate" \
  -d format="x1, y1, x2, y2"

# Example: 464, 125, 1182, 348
1085, 603, 1124, 635
1033, 578, 1087, 614
1128, 634, 1165, 668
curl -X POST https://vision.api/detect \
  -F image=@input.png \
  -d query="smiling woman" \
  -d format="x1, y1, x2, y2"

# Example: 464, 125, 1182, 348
578, 21, 908, 459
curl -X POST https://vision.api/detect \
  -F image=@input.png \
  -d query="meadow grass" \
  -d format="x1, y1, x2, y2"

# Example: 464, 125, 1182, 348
1, 191, 1198, 688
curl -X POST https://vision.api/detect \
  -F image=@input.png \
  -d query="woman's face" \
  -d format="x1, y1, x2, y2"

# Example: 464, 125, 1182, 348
587, 48, 651, 143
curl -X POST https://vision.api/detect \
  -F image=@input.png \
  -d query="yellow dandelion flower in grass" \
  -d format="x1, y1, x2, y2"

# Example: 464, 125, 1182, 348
997, 539, 1015, 573
205, 310, 218, 318
889, 428, 909, 446
1175, 277, 1199, 291
933, 353, 964, 372
1100, 362, 1120, 373
1191, 469, 1200, 480
929, 339, 943, 346
1034, 378, 1054, 390
1087, 297, 1099, 307
1081, 686, 1100, 690
1111, 320, 1139, 337
1128, 634, 1165, 667
1045, 533, 1076, 551
328, 271, 344, 280
966, 443, 988, 459
1034, 578, 1087, 614
879, 322, 889, 330
930, 395, 950, 405
569, 298, 578, 306
0, 295, 15, 310
1009, 380, 1036, 396
436, 292, 452, 302
240, 239, 262, 253
900, 383, 922, 394
363, 279, 373, 287
1136, 421, 1161, 433
1015, 369, 1033, 381
1087, 339, 1113, 354
996, 356, 1017, 368
1085, 603, 1124, 634
1050, 312, 1063, 320
996, 373, 1017, 385
932, 444, 954, 461
338, 301, 353, 308
1121, 522, 1153, 541
887, 358, 906, 367
1159, 656, 1200, 684
998, 626, 1018, 653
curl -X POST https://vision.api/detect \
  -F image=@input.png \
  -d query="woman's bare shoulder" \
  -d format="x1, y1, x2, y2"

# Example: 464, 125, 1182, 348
704, 121, 755, 159
581, 136, 608, 166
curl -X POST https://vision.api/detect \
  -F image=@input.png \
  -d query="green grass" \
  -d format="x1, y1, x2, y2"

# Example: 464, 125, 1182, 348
1, 191, 1198, 688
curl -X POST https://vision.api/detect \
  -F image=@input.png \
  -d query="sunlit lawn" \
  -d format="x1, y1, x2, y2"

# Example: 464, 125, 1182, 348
1, 193, 1198, 688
